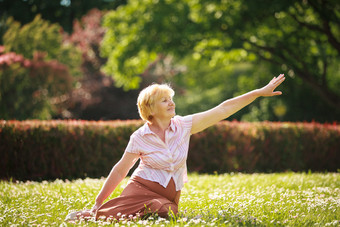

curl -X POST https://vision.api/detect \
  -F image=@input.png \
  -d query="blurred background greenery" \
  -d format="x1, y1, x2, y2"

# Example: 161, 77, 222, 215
0, 0, 339, 122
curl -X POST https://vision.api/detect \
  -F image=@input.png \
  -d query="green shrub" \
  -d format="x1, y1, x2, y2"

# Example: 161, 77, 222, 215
1, 15, 81, 120
0, 120, 339, 181
3, 15, 81, 77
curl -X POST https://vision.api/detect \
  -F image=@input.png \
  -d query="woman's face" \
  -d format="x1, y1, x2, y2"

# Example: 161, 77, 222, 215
152, 94, 176, 120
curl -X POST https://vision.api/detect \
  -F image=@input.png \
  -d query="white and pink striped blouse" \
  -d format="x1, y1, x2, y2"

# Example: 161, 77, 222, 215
125, 115, 192, 191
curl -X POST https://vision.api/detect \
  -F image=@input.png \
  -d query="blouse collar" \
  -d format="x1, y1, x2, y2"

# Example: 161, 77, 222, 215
141, 117, 176, 136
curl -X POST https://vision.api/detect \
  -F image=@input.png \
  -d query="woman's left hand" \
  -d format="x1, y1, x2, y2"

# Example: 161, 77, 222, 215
258, 74, 285, 97
90, 202, 102, 215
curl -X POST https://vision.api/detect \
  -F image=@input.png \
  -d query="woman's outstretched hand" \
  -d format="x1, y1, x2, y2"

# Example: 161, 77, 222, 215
258, 74, 285, 97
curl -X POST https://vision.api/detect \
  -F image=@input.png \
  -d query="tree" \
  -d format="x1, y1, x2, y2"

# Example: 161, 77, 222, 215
101, 0, 340, 116
61, 9, 141, 120
3, 15, 81, 77
0, 49, 73, 119
0, 15, 81, 119
0, 0, 127, 35
238, 0, 340, 111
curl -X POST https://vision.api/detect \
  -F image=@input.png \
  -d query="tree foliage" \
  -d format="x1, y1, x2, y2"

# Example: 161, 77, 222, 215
3, 15, 81, 77
61, 9, 141, 120
0, 49, 73, 119
238, 0, 340, 111
0, 15, 81, 119
101, 0, 340, 115
0, 0, 127, 34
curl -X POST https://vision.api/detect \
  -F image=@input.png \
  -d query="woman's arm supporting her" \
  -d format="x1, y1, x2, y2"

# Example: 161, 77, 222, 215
90, 152, 140, 213
190, 74, 285, 134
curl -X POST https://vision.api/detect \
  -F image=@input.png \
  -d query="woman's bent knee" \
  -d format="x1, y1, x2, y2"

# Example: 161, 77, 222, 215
157, 203, 178, 218
146, 199, 178, 217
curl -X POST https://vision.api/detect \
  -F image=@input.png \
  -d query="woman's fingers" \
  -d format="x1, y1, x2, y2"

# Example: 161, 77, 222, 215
270, 77, 276, 84
270, 74, 285, 95
272, 74, 285, 86
276, 75, 285, 86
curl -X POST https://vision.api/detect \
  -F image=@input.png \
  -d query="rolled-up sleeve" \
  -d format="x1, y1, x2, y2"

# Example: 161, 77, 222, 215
125, 135, 139, 155
174, 115, 193, 133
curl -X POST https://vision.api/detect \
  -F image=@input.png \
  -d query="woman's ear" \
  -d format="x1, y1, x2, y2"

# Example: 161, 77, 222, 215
149, 103, 155, 116
147, 106, 154, 120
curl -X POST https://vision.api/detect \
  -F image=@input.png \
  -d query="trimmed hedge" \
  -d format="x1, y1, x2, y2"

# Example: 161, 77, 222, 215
188, 121, 340, 173
0, 120, 339, 181
0, 120, 142, 181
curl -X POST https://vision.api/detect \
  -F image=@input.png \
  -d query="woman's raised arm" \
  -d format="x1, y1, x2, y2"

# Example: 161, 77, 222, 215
190, 74, 285, 134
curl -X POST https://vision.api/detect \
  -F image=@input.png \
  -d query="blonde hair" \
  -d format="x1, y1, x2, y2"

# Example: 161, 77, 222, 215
137, 83, 175, 122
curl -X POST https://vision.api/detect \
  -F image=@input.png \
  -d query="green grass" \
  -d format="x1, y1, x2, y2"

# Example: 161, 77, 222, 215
1, 173, 339, 226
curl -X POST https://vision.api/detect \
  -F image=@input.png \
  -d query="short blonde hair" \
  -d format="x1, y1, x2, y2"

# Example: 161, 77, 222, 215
137, 83, 175, 122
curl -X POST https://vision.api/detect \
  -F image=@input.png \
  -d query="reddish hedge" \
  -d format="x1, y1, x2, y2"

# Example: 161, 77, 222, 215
188, 121, 340, 173
0, 120, 142, 181
0, 120, 339, 181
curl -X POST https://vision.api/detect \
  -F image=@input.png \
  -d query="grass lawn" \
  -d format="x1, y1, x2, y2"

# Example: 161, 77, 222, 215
1, 172, 339, 226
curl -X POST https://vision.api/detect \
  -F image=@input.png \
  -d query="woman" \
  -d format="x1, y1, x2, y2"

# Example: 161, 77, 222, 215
66, 74, 285, 221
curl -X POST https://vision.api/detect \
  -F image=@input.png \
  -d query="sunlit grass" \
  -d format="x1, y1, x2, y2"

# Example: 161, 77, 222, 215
1, 173, 339, 226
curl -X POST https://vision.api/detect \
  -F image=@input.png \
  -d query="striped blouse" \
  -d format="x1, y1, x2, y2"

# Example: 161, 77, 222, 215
125, 115, 192, 191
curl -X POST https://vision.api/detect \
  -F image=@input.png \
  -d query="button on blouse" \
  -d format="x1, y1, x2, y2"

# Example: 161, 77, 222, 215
125, 115, 192, 191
